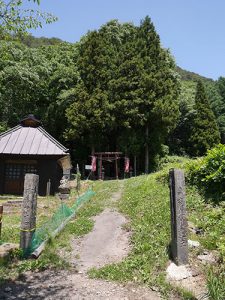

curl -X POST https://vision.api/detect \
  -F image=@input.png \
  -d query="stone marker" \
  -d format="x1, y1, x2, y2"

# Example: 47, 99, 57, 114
169, 169, 188, 265
20, 174, 39, 253
58, 176, 70, 200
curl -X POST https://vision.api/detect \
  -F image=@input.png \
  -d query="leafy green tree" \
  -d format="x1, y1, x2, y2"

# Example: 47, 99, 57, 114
0, 0, 56, 38
0, 41, 79, 144
0, 42, 45, 125
168, 81, 196, 154
40, 43, 79, 141
188, 81, 220, 156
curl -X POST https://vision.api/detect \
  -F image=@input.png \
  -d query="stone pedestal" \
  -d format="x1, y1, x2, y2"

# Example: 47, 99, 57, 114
0, 243, 19, 265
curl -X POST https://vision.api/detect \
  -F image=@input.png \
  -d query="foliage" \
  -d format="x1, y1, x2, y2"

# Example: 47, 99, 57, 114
1, 14, 225, 171
188, 81, 220, 156
0, 121, 8, 133
19, 34, 63, 48
65, 17, 180, 170
207, 266, 225, 300
168, 81, 196, 154
0, 41, 79, 142
1, 163, 224, 299
186, 185, 225, 261
0, 0, 57, 38
188, 144, 225, 201
0, 180, 119, 283
169, 77, 225, 157
213, 77, 225, 142
176, 66, 213, 83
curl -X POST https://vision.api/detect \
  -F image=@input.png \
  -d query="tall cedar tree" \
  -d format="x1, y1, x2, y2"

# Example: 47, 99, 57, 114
188, 81, 220, 156
65, 29, 114, 153
136, 17, 180, 172
65, 18, 180, 171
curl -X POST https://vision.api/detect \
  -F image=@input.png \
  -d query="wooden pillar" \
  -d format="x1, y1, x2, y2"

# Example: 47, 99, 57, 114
99, 154, 102, 180
169, 169, 188, 265
0, 205, 3, 241
46, 179, 51, 196
115, 155, 118, 179
20, 174, 39, 253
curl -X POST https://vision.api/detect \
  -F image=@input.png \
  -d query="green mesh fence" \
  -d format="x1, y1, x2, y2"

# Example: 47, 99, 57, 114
26, 188, 95, 256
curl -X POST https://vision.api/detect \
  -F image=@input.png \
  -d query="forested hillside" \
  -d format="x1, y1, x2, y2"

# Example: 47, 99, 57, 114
1, 19, 225, 173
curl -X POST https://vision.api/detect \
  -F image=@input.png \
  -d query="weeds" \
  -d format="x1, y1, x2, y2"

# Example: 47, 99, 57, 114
207, 266, 225, 300
0, 180, 120, 284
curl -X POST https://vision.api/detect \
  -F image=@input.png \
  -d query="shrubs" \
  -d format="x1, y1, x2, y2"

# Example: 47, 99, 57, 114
188, 144, 225, 201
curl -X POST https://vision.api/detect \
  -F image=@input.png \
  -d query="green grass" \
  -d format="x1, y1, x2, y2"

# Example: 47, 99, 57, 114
0, 180, 120, 283
207, 266, 225, 300
1, 162, 224, 299
89, 157, 224, 299
1, 195, 65, 244
89, 174, 178, 297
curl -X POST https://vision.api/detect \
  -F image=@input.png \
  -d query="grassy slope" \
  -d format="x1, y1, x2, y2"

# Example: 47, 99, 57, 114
90, 158, 225, 300
89, 173, 181, 298
1, 162, 224, 299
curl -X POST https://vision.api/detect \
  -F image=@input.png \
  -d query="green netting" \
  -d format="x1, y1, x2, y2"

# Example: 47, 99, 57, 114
26, 188, 95, 256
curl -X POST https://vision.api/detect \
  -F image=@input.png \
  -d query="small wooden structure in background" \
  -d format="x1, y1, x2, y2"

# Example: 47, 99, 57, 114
94, 152, 122, 180
0, 115, 72, 196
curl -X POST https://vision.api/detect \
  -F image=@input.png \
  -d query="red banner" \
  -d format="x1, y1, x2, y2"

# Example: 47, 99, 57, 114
91, 156, 97, 172
124, 157, 130, 173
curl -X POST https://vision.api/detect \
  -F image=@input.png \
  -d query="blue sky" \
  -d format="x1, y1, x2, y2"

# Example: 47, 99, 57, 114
27, 0, 225, 80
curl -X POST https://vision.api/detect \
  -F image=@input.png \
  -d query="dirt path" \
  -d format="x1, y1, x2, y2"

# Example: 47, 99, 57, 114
71, 208, 130, 272
0, 184, 163, 300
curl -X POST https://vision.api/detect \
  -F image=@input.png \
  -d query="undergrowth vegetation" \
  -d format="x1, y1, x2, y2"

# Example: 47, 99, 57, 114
0, 180, 119, 283
90, 156, 225, 300
90, 173, 194, 299
1, 156, 224, 299
188, 143, 225, 202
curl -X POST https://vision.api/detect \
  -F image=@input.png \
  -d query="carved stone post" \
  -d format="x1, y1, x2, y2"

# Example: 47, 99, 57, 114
20, 174, 39, 253
169, 169, 188, 265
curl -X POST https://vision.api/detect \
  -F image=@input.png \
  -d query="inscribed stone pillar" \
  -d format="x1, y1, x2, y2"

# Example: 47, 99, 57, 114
20, 174, 39, 252
169, 169, 188, 265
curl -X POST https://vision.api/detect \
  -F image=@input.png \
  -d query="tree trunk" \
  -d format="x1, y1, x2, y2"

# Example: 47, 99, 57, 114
145, 124, 149, 174
91, 145, 95, 156
134, 155, 137, 177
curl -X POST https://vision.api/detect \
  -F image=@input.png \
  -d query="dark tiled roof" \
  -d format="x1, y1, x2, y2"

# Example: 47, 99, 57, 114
0, 125, 68, 155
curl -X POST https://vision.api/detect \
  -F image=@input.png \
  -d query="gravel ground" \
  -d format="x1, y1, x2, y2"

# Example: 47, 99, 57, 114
0, 269, 163, 299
